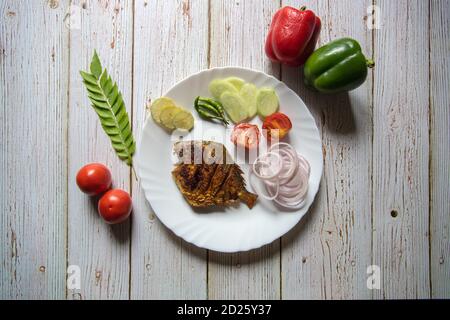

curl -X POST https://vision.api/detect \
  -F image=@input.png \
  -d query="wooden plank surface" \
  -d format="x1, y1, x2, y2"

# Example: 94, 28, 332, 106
67, 0, 133, 300
130, 0, 208, 299
207, 0, 281, 300
280, 0, 373, 299
430, 0, 450, 299
1, 0, 448, 300
372, 0, 430, 299
0, 1, 69, 299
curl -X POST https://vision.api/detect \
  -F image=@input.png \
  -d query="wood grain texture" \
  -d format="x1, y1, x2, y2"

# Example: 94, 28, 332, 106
372, 0, 430, 299
130, 0, 208, 299
430, 0, 450, 299
67, 0, 133, 300
1, 0, 448, 300
207, 0, 281, 300
0, 1, 69, 299
280, 0, 373, 299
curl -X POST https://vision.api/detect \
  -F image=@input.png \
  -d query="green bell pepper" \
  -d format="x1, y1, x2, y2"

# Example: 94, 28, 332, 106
303, 38, 374, 94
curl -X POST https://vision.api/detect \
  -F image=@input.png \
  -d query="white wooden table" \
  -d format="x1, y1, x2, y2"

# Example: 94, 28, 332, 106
1, 0, 449, 300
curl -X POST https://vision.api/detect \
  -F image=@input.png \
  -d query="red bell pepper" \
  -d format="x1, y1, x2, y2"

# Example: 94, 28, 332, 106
265, 6, 321, 67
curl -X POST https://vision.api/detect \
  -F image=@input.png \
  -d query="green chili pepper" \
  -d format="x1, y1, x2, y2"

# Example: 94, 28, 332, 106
194, 96, 229, 125
198, 97, 225, 116
197, 109, 227, 122
303, 37, 375, 94
196, 101, 221, 116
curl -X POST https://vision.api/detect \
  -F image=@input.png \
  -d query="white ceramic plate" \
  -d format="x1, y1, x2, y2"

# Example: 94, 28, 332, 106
136, 67, 322, 252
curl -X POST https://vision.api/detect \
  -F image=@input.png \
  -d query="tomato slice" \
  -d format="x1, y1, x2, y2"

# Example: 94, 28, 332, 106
231, 123, 260, 150
262, 112, 292, 140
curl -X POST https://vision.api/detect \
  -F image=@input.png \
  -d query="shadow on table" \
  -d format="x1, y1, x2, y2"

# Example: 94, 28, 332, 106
110, 220, 131, 244
279, 64, 359, 135
306, 91, 356, 135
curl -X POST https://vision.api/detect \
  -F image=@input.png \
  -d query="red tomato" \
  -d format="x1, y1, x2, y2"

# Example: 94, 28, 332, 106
76, 163, 112, 196
98, 189, 132, 224
231, 123, 260, 150
262, 112, 292, 140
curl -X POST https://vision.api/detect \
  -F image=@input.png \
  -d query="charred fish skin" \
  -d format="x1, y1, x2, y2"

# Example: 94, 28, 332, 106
172, 163, 218, 207
172, 141, 258, 209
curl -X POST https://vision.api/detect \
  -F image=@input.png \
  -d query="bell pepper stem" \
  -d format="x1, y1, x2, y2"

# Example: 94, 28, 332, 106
366, 59, 375, 68
299, 6, 307, 11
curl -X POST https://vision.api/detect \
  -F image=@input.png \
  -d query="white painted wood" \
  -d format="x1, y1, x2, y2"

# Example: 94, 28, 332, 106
280, 0, 373, 299
372, 0, 430, 299
430, 0, 450, 299
0, 0, 69, 299
67, 0, 133, 300
130, 0, 208, 299
2, 0, 448, 300
207, 0, 281, 300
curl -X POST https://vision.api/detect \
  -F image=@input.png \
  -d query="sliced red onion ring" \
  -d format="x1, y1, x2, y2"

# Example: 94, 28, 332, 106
252, 152, 282, 180
268, 142, 296, 153
249, 171, 279, 201
277, 149, 297, 181
250, 142, 311, 209
297, 154, 310, 175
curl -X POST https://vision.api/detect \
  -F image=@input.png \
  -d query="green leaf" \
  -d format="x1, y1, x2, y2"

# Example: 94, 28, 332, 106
102, 118, 118, 127
80, 50, 135, 166
90, 51, 102, 79
88, 91, 108, 102
80, 71, 97, 85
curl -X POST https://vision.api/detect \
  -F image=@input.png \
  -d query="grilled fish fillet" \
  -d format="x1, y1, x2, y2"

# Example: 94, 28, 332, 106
172, 141, 257, 209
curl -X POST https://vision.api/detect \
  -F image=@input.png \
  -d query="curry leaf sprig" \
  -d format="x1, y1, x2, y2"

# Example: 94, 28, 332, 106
80, 51, 135, 165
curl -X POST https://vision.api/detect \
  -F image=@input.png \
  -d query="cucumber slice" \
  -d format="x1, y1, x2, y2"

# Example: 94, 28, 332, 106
256, 87, 279, 118
209, 79, 238, 99
239, 83, 258, 118
173, 109, 194, 131
151, 97, 176, 123
220, 91, 248, 123
225, 77, 245, 91
160, 105, 182, 129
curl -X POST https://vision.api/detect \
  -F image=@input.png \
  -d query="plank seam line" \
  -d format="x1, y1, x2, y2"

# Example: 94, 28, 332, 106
65, 0, 73, 301
427, 0, 432, 299
370, 0, 376, 301
206, 0, 211, 72
128, 0, 136, 301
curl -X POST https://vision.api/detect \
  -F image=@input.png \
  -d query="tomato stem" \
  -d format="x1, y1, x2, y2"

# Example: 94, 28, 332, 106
366, 59, 375, 68
299, 6, 307, 11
